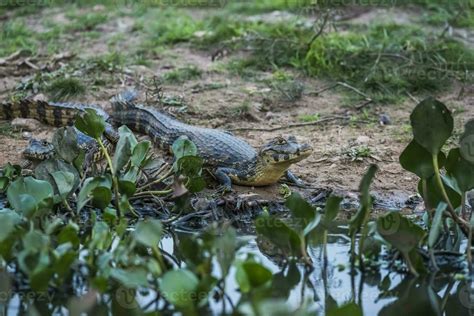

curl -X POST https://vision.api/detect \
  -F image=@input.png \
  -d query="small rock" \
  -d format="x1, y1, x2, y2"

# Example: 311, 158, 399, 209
32, 93, 47, 101
11, 118, 41, 132
379, 114, 391, 125
355, 135, 370, 144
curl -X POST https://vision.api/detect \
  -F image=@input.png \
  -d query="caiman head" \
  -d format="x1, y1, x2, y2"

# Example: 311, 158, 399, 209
245, 136, 312, 186
22, 139, 54, 160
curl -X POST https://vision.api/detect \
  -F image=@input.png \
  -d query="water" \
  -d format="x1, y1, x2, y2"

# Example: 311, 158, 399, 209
2, 225, 473, 315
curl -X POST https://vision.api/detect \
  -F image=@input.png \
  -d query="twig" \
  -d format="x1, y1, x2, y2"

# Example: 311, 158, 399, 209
336, 82, 372, 101
307, 11, 330, 50
228, 115, 348, 132
406, 91, 419, 104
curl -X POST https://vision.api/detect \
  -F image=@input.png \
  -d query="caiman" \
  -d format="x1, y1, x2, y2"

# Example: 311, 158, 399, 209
111, 90, 313, 190
0, 92, 312, 189
0, 99, 117, 164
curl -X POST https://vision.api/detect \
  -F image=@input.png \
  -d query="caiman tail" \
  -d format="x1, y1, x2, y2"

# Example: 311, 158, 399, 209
0, 99, 111, 127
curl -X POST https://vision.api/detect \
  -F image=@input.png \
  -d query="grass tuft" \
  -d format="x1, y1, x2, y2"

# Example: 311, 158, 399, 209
164, 66, 202, 84
47, 78, 86, 101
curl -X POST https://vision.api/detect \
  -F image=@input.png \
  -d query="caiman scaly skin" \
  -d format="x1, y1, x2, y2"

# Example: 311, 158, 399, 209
111, 91, 313, 189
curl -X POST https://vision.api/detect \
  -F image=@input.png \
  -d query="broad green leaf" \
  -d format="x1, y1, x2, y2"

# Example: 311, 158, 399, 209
77, 176, 112, 211
91, 186, 112, 210
134, 220, 163, 248
7, 177, 54, 216
172, 136, 197, 159
410, 98, 453, 155
0, 177, 9, 192
57, 222, 80, 248
235, 261, 272, 293
75, 108, 106, 139
445, 148, 474, 192
35, 159, 80, 197
377, 212, 426, 254
322, 195, 343, 226
255, 215, 303, 256
214, 228, 237, 276
428, 202, 447, 248
111, 268, 149, 288
186, 176, 206, 193
400, 140, 446, 179
285, 192, 320, 235
160, 269, 199, 308
89, 221, 112, 250
131, 140, 151, 167
174, 156, 203, 176
50, 171, 76, 200
113, 132, 133, 173
418, 176, 461, 210
0, 209, 21, 242
52, 127, 82, 163
118, 180, 136, 196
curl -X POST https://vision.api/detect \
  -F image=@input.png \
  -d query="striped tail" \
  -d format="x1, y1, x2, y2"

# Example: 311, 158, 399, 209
0, 99, 78, 127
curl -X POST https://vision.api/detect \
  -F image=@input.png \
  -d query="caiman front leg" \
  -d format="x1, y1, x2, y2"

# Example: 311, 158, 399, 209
284, 170, 307, 188
214, 167, 241, 192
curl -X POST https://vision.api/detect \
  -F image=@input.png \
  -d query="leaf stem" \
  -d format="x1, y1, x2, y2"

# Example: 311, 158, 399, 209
432, 154, 469, 236
97, 138, 121, 217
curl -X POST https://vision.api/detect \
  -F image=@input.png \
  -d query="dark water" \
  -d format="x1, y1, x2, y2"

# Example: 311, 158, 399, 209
3, 223, 474, 315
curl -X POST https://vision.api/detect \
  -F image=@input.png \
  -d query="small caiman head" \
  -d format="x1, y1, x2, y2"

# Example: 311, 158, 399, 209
22, 139, 54, 160
258, 136, 312, 164
242, 136, 312, 186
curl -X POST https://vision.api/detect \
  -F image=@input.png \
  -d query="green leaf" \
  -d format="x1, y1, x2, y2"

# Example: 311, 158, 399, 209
50, 171, 76, 200
0, 209, 21, 242
111, 267, 149, 288
118, 180, 136, 197
418, 176, 461, 210
134, 220, 163, 248
410, 97, 453, 155
174, 156, 203, 176
160, 269, 199, 308
172, 136, 197, 159
113, 126, 135, 173
91, 186, 112, 210
214, 228, 237, 276
322, 195, 343, 227
377, 212, 426, 254
400, 140, 446, 179
235, 261, 272, 293
428, 202, 447, 248
255, 215, 302, 256
131, 140, 151, 167
186, 177, 206, 193
34, 159, 80, 198
445, 148, 474, 192
7, 177, 54, 216
285, 192, 320, 235
77, 176, 112, 211
52, 127, 82, 163
74, 108, 106, 139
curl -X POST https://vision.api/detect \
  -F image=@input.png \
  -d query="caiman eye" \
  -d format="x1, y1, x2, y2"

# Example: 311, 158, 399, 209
41, 140, 49, 146
275, 137, 287, 145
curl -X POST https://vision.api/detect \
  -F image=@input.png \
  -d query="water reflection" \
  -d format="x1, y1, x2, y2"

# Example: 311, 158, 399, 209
2, 225, 473, 315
